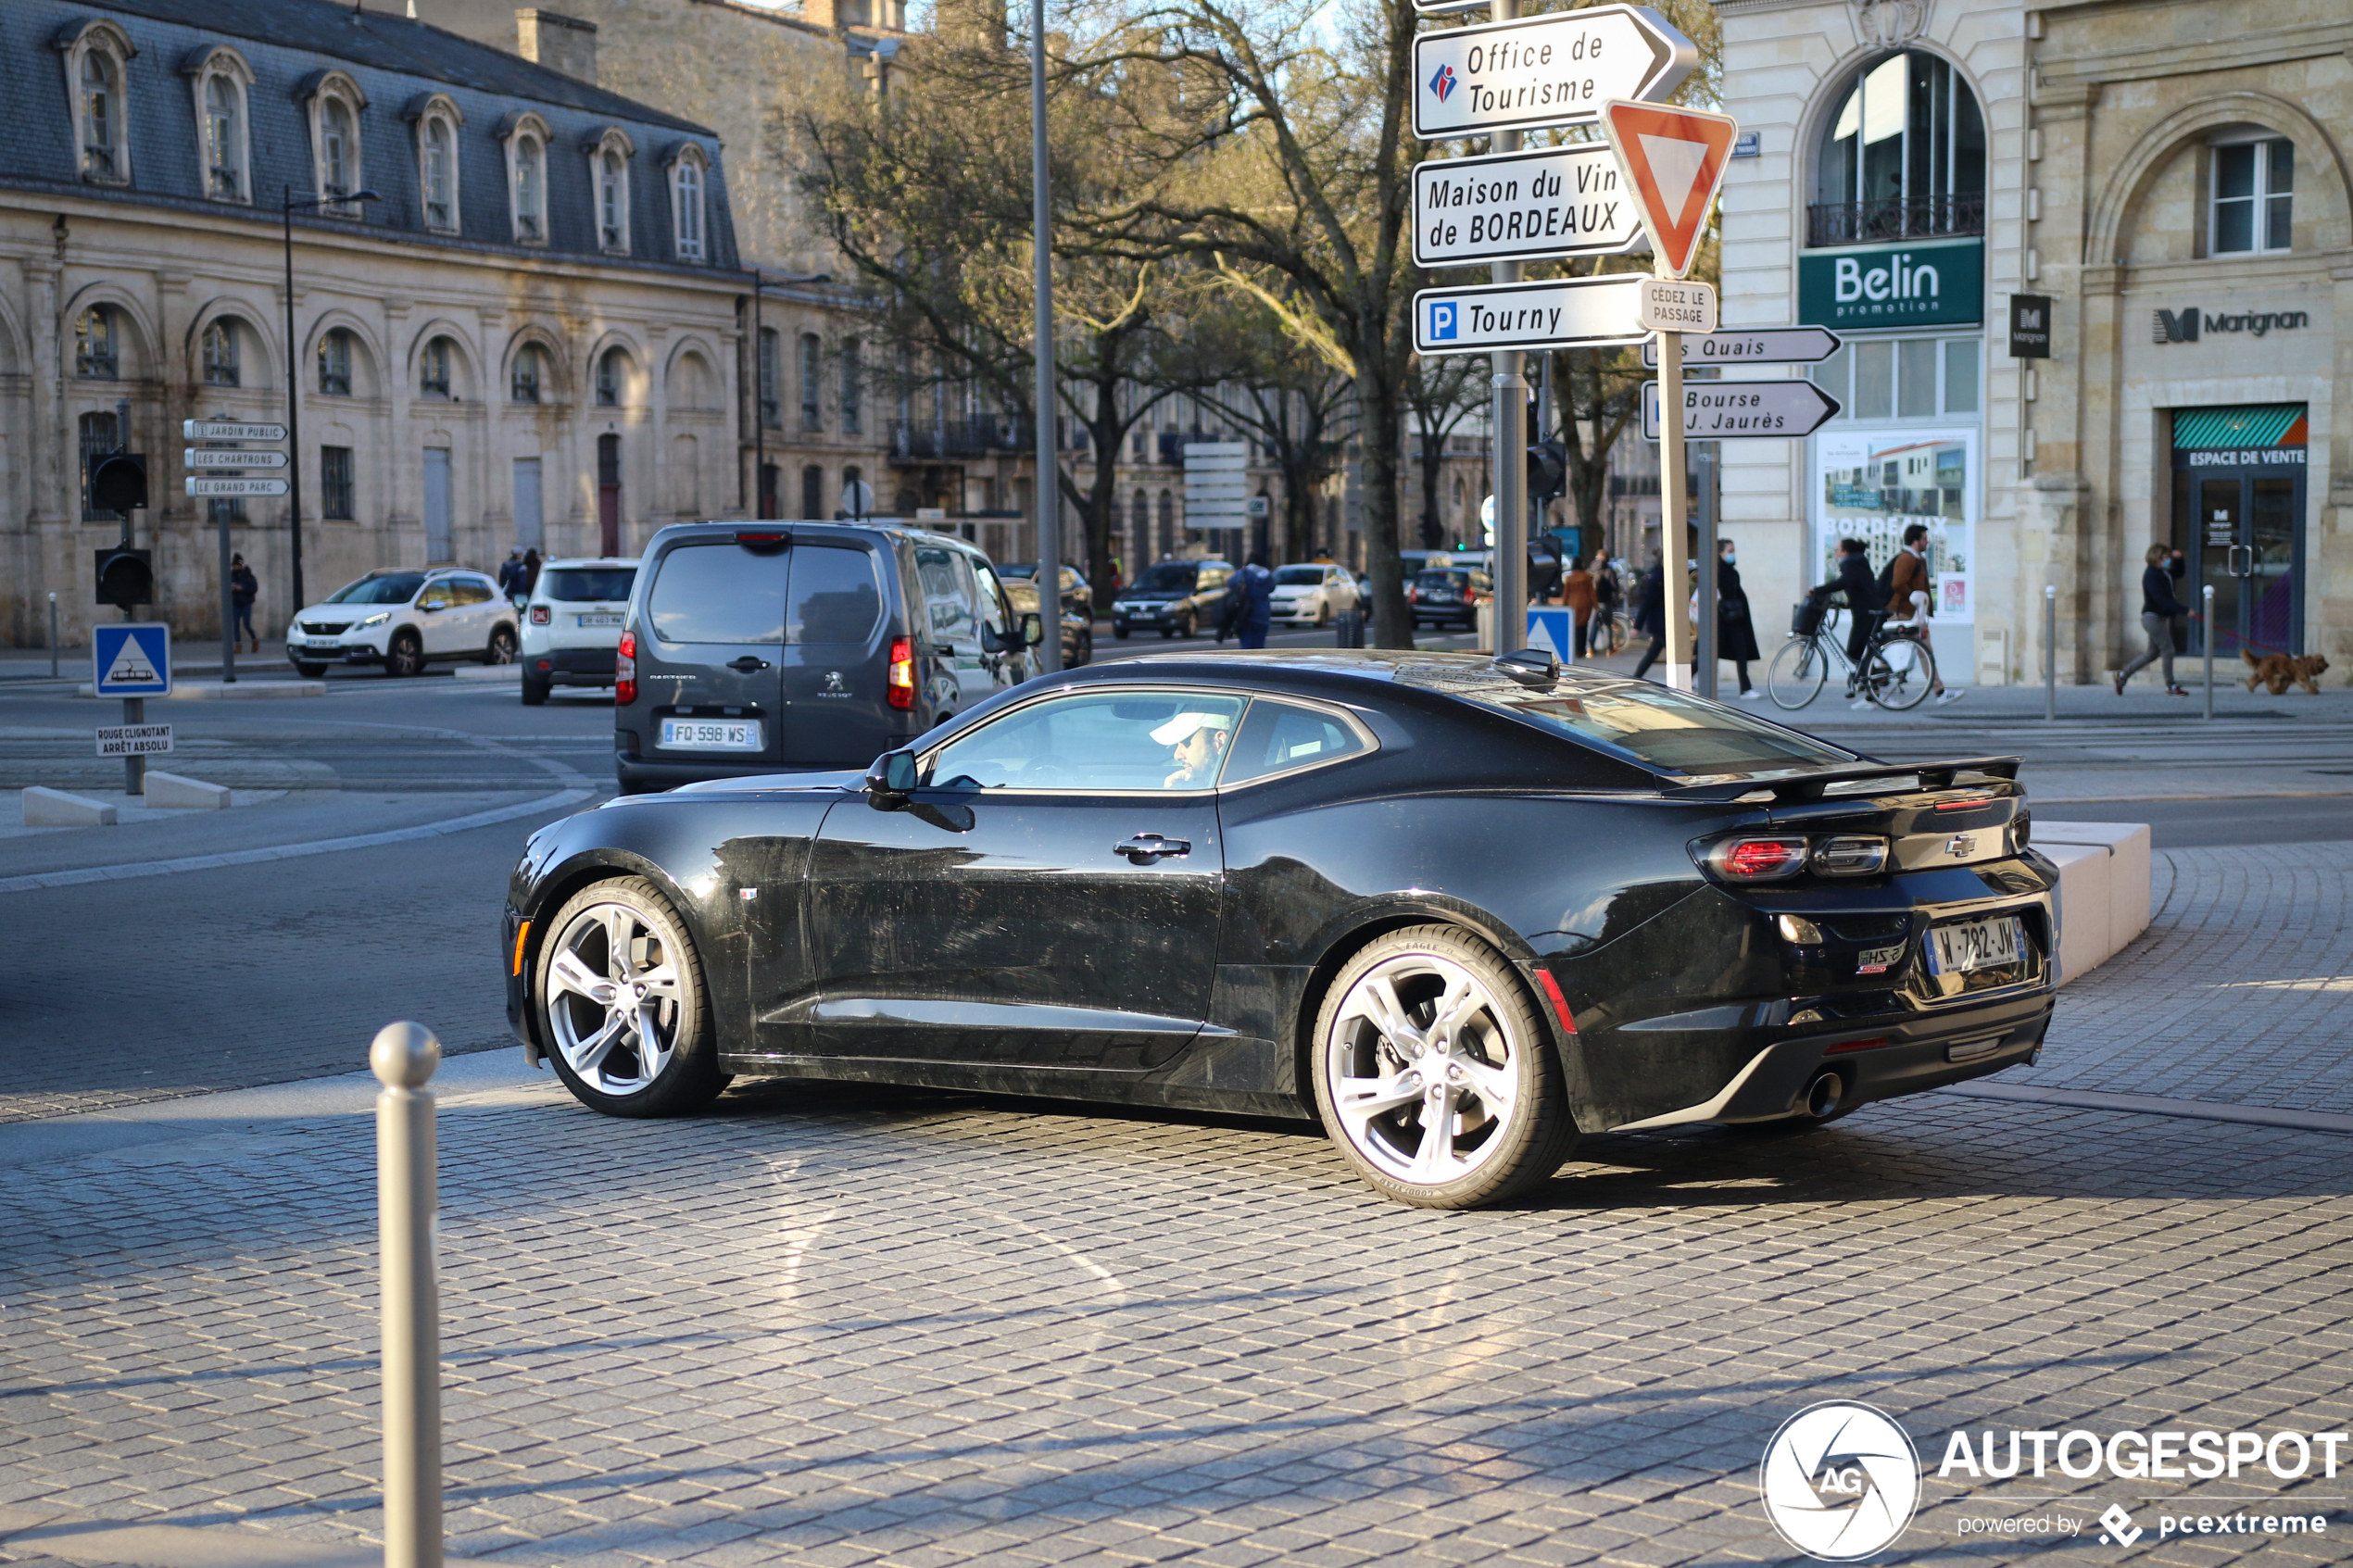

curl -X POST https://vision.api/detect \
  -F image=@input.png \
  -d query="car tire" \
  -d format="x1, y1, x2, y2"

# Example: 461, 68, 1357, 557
521, 673, 550, 706
1074, 626, 1093, 666
535, 876, 730, 1119
384, 631, 423, 678
1310, 924, 1577, 1210
1177, 610, 1197, 640
1316, 605, 1332, 628
1113, 625, 1130, 640
295, 662, 327, 679
485, 625, 518, 665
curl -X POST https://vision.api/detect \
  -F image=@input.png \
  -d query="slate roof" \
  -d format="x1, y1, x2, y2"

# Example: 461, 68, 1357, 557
3, 0, 740, 273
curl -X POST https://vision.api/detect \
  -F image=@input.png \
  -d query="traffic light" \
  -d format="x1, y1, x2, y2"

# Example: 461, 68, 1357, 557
1525, 440, 1567, 504
87, 451, 148, 516
94, 546, 154, 609
1417, 515, 1443, 550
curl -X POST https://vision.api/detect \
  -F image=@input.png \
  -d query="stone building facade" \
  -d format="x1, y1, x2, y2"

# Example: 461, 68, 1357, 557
3, 0, 749, 647
1711, 0, 2348, 684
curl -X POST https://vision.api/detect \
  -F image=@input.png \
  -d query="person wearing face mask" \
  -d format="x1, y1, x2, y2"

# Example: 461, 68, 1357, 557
1716, 539, 1762, 698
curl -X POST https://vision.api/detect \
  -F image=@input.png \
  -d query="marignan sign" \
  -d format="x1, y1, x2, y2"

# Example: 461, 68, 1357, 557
1413, 144, 1645, 270
1641, 379, 1842, 440
1413, 6, 1695, 141
1416, 275, 1650, 355
1642, 326, 1842, 368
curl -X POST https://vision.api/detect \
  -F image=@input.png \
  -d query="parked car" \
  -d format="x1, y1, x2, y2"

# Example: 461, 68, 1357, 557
1000, 563, 1094, 626
520, 558, 638, 705
1267, 562, 1361, 627
1408, 567, 1492, 632
287, 568, 518, 678
1003, 575, 1091, 666
1111, 558, 1234, 639
612, 521, 1041, 794
505, 648, 2057, 1210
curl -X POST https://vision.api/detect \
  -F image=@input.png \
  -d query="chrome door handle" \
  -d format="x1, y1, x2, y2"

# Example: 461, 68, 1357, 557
726, 656, 771, 672
1114, 834, 1190, 864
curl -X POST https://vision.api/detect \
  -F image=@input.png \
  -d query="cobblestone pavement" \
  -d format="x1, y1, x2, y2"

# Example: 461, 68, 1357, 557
6, 849, 2352, 1567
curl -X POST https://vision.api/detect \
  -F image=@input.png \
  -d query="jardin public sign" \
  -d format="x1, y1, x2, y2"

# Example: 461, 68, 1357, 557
1799, 238, 1982, 330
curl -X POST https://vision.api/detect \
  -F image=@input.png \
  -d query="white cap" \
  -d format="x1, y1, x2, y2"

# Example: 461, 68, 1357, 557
1150, 710, 1234, 746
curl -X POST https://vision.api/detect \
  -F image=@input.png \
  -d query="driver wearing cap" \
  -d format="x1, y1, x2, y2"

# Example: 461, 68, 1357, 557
1151, 709, 1233, 788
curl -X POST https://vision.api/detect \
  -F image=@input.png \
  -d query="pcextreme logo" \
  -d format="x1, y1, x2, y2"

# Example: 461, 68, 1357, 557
1760, 1402, 1921, 1561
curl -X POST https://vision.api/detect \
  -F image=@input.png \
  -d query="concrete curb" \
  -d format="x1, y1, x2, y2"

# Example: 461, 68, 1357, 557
142, 771, 232, 809
22, 785, 117, 826
165, 680, 327, 700
451, 662, 521, 681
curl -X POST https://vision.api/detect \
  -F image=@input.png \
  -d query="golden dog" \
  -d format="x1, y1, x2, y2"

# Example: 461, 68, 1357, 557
2242, 648, 2331, 695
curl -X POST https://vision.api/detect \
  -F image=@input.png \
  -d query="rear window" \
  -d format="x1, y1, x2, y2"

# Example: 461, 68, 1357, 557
1397, 664, 1855, 779
648, 544, 782, 645
1415, 571, 1469, 590
539, 568, 635, 605
1135, 562, 1198, 594
1272, 566, 1324, 586
790, 546, 883, 645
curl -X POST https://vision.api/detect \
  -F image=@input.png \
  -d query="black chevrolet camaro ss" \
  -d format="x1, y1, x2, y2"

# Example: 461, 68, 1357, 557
503, 650, 2057, 1210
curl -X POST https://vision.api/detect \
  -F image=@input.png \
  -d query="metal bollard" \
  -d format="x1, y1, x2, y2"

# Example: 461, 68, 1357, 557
48, 593, 59, 679
2044, 584, 2057, 721
371, 1022, 444, 1568
2202, 584, 2215, 721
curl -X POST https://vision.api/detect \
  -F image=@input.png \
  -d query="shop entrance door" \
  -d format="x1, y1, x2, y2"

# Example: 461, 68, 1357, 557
2170, 406, 2307, 658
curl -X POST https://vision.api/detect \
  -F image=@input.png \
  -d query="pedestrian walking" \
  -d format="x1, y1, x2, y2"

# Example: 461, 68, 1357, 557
1714, 540, 1762, 698
2117, 542, 2192, 696
497, 546, 526, 601
1592, 555, 1620, 654
1233, 553, 1275, 650
1561, 556, 1596, 659
521, 548, 542, 597
230, 553, 260, 654
1630, 558, 1668, 681
1806, 538, 1885, 706
1886, 522, 1965, 705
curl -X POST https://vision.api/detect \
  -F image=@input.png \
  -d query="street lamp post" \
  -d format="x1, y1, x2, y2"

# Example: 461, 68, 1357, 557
1028, 0, 1061, 673
751, 269, 766, 519
283, 185, 378, 616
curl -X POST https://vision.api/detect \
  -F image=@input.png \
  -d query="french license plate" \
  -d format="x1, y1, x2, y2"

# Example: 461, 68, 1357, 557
659, 718, 761, 751
1926, 916, 2026, 975
577, 612, 622, 628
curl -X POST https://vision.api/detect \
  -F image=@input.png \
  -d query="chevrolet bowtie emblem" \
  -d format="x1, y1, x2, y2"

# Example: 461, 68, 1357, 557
1944, 834, 1977, 858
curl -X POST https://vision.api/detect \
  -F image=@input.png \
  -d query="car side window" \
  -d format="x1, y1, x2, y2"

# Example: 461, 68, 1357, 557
915, 546, 975, 646
925, 690, 1249, 793
1220, 698, 1372, 788
971, 563, 1013, 639
447, 579, 493, 608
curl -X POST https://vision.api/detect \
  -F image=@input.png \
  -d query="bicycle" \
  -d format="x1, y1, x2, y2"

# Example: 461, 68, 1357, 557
1766, 599, 1939, 711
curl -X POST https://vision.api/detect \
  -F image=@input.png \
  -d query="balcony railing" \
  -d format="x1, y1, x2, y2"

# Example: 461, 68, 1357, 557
1806, 194, 1985, 248
891, 420, 1024, 461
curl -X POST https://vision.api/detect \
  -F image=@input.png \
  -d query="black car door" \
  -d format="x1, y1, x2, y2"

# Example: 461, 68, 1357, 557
788, 687, 1236, 1072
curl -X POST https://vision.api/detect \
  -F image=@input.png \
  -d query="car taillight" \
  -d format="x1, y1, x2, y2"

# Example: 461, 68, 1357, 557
887, 635, 915, 709
1705, 836, 1809, 881
530, 605, 550, 624
1463, 587, 1478, 605
615, 631, 636, 706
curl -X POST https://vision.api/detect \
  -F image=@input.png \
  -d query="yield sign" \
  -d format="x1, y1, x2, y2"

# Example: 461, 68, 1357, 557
1601, 100, 1737, 280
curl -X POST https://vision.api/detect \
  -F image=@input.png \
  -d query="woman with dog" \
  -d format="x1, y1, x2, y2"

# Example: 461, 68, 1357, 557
2116, 544, 2190, 696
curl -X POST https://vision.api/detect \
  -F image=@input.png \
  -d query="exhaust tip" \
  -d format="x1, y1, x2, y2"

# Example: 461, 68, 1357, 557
1806, 1071, 1845, 1119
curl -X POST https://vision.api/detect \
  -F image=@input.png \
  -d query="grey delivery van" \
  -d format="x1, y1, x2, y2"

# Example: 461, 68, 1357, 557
615, 521, 1042, 793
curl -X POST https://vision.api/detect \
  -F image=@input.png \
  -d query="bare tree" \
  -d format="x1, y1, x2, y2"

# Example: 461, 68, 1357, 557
1403, 354, 1486, 549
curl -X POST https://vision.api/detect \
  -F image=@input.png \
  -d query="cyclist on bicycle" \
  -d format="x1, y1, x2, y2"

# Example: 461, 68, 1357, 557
1886, 522, 1964, 707
1807, 537, 1886, 704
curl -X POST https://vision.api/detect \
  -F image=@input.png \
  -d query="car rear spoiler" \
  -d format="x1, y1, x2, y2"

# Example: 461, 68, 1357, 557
1667, 755, 2023, 805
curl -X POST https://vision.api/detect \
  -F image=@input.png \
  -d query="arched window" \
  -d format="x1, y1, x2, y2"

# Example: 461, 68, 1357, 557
511, 344, 544, 404
505, 116, 549, 245
308, 75, 369, 216
202, 69, 248, 201
2211, 135, 2295, 255
325, 101, 356, 194
799, 333, 823, 430
202, 320, 240, 386
420, 109, 460, 233
1812, 51, 1983, 246
318, 330, 354, 395
587, 130, 635, 253
670, 146, 707, 261
840, 338, 862, 434
596, 347, 626, 407
419, 336, 453, 397
75, 307, 119, 380
81, 50, 122, 182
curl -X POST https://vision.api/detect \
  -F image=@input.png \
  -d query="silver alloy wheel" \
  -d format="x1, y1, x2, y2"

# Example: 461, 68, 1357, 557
545, 901, 685, 1097
1324, 953, 1522, 1188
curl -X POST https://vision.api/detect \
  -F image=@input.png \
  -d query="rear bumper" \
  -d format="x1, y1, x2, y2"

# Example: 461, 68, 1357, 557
1607, 988, 2057, 1131
526, 647, 618, 683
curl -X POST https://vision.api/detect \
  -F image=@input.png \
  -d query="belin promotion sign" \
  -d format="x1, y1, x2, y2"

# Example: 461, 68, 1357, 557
1798, 238, 1982, 330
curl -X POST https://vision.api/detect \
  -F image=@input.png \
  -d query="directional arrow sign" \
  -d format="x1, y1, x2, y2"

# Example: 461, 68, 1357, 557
182, 419, 286, 443
1601, 99, 1737, 279
1642, 326, 1843, 368
185, 447, 288, 470
1642, 379, 1842, 441
187, 476, 291, 498
1413, 6, 1696, 142
1416, 275, 1649, 356
1414, 144, 1645, 270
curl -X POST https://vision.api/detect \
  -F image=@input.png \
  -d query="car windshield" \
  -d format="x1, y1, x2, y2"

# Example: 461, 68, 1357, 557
1134, 563, 1198, 595
1000, 564, 1038, 580
538, 568, 637, 604
325, 572, 426, 605
1415, 571, 1469, 591
1397, 665, 1856, 779
1273, 566, 1325, 586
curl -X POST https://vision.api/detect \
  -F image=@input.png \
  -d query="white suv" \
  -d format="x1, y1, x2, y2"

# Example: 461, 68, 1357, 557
288, 569, 518, 678
519, 557, 639, 705
1267, 562, 1362, 626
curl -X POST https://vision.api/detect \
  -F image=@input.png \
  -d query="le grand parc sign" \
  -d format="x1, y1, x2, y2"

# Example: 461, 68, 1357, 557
1798, 237, 1983, 330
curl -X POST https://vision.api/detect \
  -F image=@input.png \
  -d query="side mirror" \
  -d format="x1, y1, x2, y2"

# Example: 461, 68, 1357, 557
1020, 611, 1044, 647
420, 599, 447, 613
865, 748, 920, 810
980, 623, 1014, 654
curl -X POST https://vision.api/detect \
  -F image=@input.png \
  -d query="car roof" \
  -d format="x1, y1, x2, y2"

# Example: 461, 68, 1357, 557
538, 558, 638, 570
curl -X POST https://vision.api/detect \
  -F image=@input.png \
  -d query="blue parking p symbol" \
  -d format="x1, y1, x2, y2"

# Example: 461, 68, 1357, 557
1429, 301, 1457, 341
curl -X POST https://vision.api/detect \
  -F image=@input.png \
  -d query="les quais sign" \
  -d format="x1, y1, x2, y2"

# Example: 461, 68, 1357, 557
1800, 238, 1982, 330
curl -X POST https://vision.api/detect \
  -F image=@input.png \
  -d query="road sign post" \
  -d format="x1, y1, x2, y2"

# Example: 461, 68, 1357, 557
1486, 0, 1526, 657
94, 622, 170, 797
184, 420, 289, 684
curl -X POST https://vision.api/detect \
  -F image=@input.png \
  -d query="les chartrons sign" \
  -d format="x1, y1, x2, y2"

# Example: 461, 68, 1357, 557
1799, 237, 1982, 330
